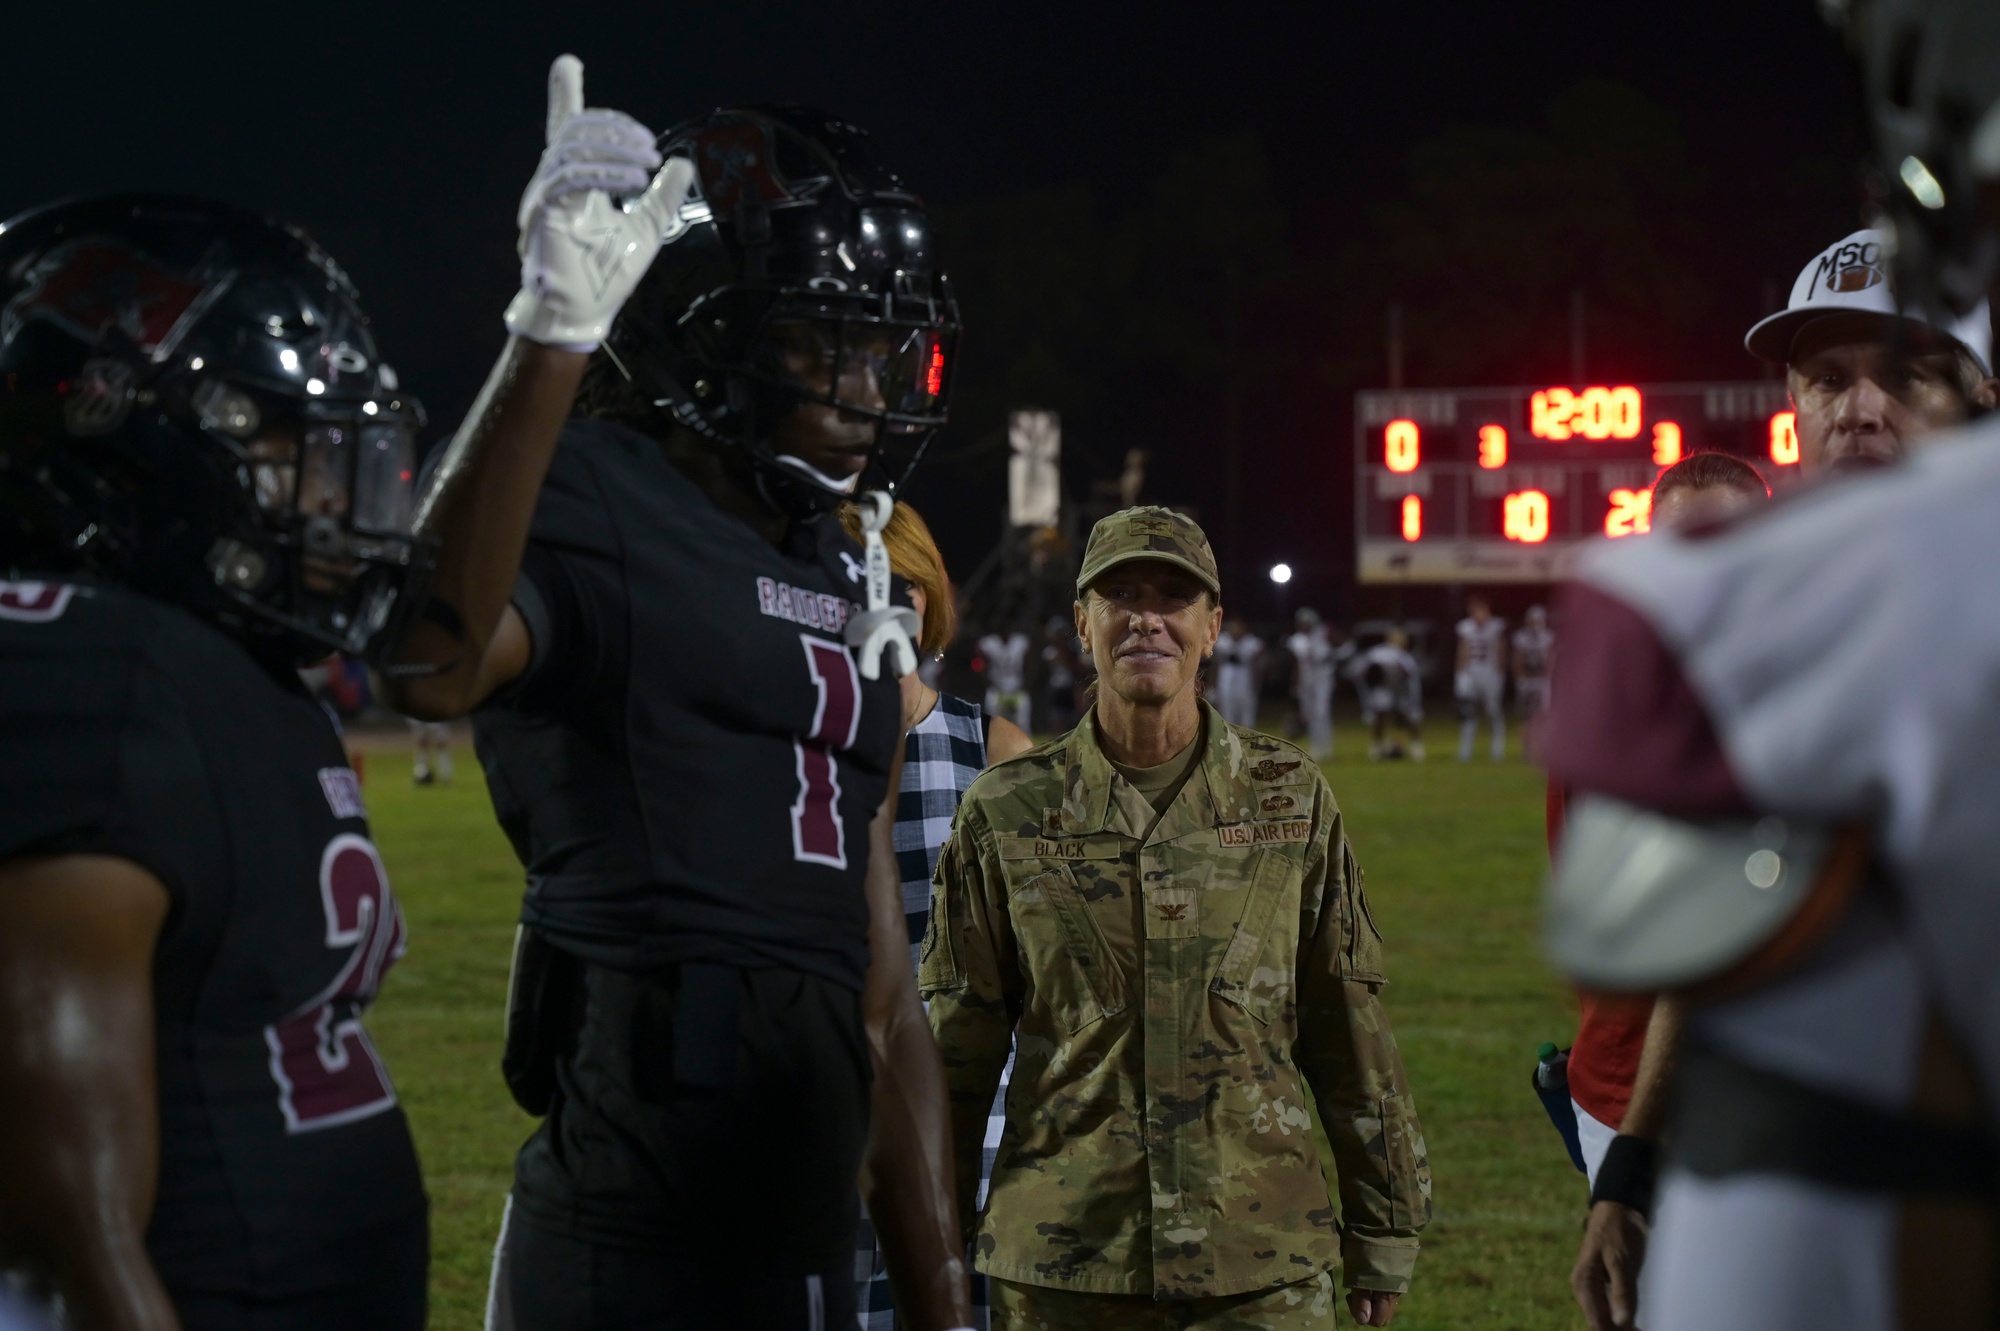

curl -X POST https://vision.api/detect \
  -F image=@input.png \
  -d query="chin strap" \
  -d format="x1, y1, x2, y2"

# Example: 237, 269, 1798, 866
844, 489, 920, 681
771, 452, 863, 495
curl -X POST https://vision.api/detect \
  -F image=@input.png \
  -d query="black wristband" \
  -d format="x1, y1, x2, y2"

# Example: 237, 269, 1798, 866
1590, 1134, 1659, 1216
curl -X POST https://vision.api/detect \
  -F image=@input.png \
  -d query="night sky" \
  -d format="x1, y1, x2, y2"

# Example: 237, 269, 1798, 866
0, 1, 1859, 622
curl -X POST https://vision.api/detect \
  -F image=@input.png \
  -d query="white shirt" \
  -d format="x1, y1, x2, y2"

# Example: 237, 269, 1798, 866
1457, 616, 1507, 671
1215, 632, 1264, 678
978, 632, 1030, 694
1513, 625, 1554, 679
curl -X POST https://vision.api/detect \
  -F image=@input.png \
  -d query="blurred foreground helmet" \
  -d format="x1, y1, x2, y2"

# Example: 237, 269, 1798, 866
602, 105, 960, 512
1829, 0, 2000, 324
0, 195, 426, 664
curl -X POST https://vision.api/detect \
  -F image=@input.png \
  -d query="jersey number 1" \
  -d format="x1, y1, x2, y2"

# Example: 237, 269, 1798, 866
793, 636, 862, 869
264, 834, 406, 1133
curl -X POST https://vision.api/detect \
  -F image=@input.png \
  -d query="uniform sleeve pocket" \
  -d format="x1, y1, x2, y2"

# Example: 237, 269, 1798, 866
1010, 865, 1126, 1035
1339, 845, 1387, 984
916, 889, 961, 993
1210, 849, 1301, 1025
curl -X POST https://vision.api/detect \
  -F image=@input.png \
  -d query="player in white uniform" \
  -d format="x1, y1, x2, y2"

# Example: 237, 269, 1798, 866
1285, 607, 1340, 761
1353, 628, 1424, 761
1512, 606, 1554, 717
1213, 617, 1265, 729
1547, 7, 2000, 1325
977, 628, 1032, 734
408, 718, 455, 785
1454, 596, 1507, 761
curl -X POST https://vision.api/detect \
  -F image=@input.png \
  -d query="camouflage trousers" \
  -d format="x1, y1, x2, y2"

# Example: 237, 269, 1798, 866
989, 1271, 1338, 1330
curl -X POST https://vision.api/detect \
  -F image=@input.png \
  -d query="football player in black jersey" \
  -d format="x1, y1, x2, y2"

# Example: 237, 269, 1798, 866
381, 107, 972, 1330
0, 59, 692, 1330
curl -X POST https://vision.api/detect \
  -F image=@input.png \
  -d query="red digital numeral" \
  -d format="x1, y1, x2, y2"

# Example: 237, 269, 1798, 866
793, 636, 862, 869
1384, 419, 1420, 473
1769, 411, 1800, 466
1503, 490, 1551, 543
1604, 487, 1652, 538
1651, 421, 1683, 467
1400, 494, 1422, 541
1530, 386, 1642, 441
264, 834, 405, 1133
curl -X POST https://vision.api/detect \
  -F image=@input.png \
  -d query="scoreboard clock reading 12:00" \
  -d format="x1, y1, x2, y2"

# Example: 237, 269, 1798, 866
1354, 381, 1798, 584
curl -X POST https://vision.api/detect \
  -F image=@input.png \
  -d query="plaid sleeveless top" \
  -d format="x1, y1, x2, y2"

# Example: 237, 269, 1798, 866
893, 691, 987, 964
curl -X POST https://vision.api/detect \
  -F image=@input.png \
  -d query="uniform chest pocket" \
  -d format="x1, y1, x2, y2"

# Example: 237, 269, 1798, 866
1008, 862, 1129, 1035
1209, 849, 1304, 1025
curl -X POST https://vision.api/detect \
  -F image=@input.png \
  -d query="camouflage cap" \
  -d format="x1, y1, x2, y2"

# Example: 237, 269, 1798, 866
1076, 505, 1221, 597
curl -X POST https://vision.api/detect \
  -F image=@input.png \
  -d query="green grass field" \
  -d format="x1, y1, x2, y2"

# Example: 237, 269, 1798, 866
361, 714, 1585, 1329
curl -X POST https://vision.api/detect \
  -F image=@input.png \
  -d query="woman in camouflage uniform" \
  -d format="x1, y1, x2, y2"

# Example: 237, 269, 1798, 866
922, 506, 1432, 1329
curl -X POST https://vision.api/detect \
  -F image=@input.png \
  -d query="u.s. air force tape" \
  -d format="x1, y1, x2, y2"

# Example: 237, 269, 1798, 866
1217, 818, 1311, 848
1545, 795, 1842, 993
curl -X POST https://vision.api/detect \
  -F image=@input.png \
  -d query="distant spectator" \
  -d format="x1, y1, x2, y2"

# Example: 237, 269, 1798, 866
1354, 627, 1425, 761
1454, 595, 1507, 761
1513, 606, 1554, 717
1286, 608, 1341, 761
1214, 616, 1266, 729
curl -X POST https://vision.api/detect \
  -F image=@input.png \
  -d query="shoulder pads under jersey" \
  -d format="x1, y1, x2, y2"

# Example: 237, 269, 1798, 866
1546, 794, 1865, 993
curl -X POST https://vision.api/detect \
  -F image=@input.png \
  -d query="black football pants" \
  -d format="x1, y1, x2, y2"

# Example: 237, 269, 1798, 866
498, 961, 872, 1331
172, 1208, 427, 1330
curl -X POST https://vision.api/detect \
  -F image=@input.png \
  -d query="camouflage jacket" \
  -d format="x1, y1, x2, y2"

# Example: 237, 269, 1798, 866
921, 704, 1432, 1299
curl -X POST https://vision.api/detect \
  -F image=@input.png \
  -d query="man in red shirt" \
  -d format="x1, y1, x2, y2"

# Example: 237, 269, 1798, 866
1559, 453, 1768, 1328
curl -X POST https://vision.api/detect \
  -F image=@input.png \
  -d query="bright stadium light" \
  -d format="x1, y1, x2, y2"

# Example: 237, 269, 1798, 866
1269, 562, 1293, 585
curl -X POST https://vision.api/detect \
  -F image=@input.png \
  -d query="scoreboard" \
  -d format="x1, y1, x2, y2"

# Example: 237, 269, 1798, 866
1354, 381, 1797, 583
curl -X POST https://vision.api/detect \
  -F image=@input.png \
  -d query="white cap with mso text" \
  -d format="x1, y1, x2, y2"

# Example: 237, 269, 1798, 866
1744, 229, 1992, 375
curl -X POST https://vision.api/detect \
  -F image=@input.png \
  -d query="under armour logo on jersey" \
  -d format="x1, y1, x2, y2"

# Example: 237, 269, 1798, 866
838, 551, 865, 584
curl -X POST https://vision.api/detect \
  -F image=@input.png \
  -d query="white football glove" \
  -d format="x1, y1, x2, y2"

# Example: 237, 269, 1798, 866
503, 54, 696, 351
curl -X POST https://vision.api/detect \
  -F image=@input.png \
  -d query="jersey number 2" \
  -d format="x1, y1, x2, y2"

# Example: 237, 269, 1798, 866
264, 834, 407, 1133
793, 636, 862, 869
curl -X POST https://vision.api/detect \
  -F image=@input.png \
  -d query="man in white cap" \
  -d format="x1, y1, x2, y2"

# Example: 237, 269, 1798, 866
1544, 0, 2000, 1322
1559, 233, 1998, 1331
1746, 228, 1997, 474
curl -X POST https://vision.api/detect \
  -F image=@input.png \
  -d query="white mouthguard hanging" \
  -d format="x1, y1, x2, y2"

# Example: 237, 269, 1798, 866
843, 490, 921, 681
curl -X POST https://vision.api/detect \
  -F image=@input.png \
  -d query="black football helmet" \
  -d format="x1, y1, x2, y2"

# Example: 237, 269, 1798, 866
601, 105, 960, 513
0, 194, 427, 664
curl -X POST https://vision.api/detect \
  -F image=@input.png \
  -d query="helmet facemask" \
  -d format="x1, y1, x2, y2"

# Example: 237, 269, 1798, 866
599, 110, 961, 516
185, 373, 428, 659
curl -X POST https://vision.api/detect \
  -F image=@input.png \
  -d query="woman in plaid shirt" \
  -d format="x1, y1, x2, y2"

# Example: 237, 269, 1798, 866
843, 502, 1031, 1329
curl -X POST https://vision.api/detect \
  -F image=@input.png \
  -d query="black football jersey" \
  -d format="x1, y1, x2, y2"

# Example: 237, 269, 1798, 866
473, 418, 904, 990
0, 579, 425, 1299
